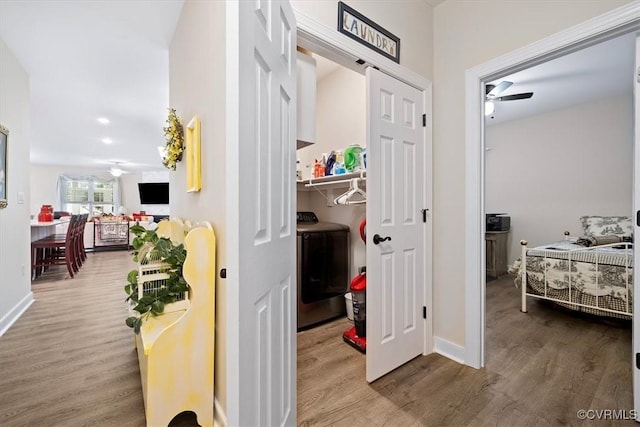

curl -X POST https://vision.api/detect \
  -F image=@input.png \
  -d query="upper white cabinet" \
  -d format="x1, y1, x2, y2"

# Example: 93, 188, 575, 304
296, 51, 316, 149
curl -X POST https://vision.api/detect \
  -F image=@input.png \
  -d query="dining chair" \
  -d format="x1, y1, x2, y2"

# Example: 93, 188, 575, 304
31, 214, 79, 278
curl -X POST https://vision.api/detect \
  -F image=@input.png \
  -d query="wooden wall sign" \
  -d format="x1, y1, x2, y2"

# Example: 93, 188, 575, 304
337, 2, 400, 63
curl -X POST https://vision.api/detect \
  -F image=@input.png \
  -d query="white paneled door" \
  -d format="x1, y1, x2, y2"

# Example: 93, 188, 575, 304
633, 34, 640, 413
366, 67, 427, 382
229, 0, 297, 425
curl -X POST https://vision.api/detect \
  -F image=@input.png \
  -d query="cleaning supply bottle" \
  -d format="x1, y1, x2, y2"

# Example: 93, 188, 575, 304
325, 151, 336, 175
344, 145, 363, 172
334, 150, 346, 175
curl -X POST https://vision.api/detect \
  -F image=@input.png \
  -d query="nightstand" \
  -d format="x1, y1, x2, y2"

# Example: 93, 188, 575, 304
486, 230, 509, 278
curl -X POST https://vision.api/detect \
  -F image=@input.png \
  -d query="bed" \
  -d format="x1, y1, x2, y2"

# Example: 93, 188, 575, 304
514, 215, 634, 319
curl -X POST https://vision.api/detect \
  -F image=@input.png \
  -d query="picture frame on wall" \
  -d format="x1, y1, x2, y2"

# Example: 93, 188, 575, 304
0, 124, 7, 209
186, 116, 201, 193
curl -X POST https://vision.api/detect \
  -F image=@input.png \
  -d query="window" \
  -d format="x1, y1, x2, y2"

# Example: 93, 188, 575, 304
60, 177, 118, 216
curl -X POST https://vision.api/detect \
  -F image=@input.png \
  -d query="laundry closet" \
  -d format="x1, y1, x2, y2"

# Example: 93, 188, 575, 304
295, 48, 367, 336
294, 37, 431, 382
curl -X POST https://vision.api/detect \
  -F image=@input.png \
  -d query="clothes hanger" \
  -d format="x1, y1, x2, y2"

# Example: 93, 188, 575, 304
334, 178, 366, 205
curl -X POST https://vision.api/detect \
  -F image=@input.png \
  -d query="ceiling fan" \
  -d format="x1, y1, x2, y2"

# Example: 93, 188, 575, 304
109, 162, 127, 177
485, 81, 533, 116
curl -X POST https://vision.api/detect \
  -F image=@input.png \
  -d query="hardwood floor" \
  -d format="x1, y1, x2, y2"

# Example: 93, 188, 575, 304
0, 250, 198, 427
0, 252, 633, 426
297, 277, 634, 427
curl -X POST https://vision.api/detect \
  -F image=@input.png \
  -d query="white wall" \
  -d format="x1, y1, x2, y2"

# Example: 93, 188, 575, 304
119, 172, 144, 215
291, 0, 434, 81
0, 38, 32, 336
432, 0, 631, 348
30, 164, 114, 215
310, 195, 366, 278
297, 64, 365, 179
486, 94, 633, 264
169, 0, 227, 422
120, 170, 170, 216
30, 165, 169, 217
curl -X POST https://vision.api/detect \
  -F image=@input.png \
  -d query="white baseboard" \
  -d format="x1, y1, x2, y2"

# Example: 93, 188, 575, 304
0, 292, 34, 337
214, 396, 227, 427
434, 336, 465, 365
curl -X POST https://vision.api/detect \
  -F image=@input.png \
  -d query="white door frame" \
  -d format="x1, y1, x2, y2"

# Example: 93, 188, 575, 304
464, 2, 640, 369
295, 10, 433, 356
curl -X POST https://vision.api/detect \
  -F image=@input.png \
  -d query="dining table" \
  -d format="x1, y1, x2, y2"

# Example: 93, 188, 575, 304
30, 219, 68, 242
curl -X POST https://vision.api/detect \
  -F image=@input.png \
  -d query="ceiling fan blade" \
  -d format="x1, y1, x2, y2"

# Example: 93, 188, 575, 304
496, 92, 533, 101
487, 81, 513, 97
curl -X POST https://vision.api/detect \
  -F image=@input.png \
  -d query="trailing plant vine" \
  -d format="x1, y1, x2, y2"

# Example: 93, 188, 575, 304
125, 224, 188, 334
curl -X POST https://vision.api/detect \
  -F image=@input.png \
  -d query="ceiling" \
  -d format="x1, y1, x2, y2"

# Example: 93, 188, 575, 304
486, 32, 635, 126
0, 0, 184, 173
0, 1, 635, 173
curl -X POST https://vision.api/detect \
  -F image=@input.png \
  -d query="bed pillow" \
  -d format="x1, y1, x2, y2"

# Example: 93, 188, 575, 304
580, 215, 633, 237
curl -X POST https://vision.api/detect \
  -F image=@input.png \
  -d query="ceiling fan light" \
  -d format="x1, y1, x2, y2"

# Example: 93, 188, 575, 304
485, 101, 495, 116
110, 167, 123, 177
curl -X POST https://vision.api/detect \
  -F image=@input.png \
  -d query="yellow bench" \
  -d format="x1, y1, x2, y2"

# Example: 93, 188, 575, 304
134, 220, 215, 427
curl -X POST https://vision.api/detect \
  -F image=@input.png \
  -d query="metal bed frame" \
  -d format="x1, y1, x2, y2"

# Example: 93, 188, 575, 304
519, 236, 633, 318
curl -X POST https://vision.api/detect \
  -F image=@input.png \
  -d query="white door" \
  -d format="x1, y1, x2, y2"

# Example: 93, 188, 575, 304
633, 34, 640, 413
227, 0, 297, 425
366, 67, 427, 382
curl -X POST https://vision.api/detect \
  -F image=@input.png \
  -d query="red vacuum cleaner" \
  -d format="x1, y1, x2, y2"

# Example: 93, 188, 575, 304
343, 219, 367, 353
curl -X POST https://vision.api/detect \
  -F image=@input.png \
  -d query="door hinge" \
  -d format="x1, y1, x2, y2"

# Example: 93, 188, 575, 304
423, 306, 427, 319
637, 210, 640, 227
422, 114, 426, 127
636, 352, 640, 369
421, 208, 429, 223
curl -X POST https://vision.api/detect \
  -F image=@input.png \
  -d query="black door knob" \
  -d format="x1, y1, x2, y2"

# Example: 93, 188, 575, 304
373, 234, 391, 245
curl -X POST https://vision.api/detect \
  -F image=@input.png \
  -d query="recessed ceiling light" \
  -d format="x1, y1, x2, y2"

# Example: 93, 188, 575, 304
102, 138, 113, 144
97, 117, 110, 125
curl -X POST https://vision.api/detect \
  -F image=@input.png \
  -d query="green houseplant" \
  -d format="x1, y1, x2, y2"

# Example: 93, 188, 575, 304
124, 224, 189, 334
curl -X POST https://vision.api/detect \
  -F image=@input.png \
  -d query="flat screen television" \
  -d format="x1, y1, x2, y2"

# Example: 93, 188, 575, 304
138, 182, 169, 204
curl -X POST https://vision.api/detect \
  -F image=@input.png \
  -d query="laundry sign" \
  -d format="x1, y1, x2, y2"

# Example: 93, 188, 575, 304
338, 2, 400, 63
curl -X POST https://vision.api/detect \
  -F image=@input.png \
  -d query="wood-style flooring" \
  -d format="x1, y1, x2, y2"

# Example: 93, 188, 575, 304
0, 250, 198, 427
297, 277, 633, 427
0, 251, 633, 426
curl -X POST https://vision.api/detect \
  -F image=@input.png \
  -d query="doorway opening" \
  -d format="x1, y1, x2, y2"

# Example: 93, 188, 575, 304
464, 1, 639, 406
483, 32, 635, 400
295, 11, 432, 388
294, 42, 432, 423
